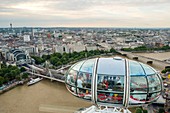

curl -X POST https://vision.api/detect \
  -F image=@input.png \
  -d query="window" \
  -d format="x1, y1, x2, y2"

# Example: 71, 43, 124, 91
129, 76, 147, 105
66, 69, 77, 94
147, 74, 161, 101
130, 76, 147, 93
97, 74, 124, 104
76, 72, 92, 100
80, 59, 95, 73
66, 69, 77, 86
129, 61, 145, 76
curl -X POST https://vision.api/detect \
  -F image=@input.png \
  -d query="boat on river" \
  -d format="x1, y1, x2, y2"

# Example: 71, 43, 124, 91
27, 78, 43, 86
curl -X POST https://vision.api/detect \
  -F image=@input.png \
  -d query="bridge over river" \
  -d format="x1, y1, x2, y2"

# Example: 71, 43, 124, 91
118, 51, 170, 71
25, 64, 70, 83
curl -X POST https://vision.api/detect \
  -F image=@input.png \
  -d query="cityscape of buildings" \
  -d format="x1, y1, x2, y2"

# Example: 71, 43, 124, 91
0, 26, 170, 112
1, 0, 170, 113
1, 27, 170, 65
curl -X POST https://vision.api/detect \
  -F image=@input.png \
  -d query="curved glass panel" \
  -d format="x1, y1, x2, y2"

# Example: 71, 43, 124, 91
66, 85, 76, 95
80, 59, 95, 73
66, 69, 78, 95
130, 76, 147, 105
140, 63, 155, 75
130, 76, 148, 92
97, 58, 125, 75
77, 72, 92, 100
130, 94, 147, 104
77, 88, 92, 100
146, 92, 161, 102
129, 61, 145, 76
97, 74, 124, 104
72, 61, 85, 71
66, 69, 77, 86
146, 74, 161, 102
97, 92, 123, 104
147, 74, 161, 92
77, 72, 92, 88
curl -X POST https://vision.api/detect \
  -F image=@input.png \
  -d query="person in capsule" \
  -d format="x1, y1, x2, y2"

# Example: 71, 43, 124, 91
102, 78, 109, 89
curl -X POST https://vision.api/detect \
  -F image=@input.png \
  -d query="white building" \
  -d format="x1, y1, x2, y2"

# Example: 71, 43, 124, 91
55, 44, 72, 54
23, 35, 30, 42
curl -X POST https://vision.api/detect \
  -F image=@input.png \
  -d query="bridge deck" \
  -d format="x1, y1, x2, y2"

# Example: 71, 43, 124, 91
27, 72, 65, 83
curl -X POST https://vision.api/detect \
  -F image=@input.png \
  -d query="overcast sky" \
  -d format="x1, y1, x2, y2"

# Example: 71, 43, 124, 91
0, 0, 170, 27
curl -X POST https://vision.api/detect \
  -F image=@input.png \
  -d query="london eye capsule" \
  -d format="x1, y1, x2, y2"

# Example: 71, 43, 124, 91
65, 57, 163, 108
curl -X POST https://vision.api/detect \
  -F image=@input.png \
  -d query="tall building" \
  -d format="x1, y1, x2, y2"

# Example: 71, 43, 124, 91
10, 23, 12, 30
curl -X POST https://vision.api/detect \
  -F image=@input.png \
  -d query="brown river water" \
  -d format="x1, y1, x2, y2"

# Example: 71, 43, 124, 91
0, 80, 91, 113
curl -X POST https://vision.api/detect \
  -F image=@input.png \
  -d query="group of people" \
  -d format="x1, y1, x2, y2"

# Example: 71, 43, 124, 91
77, 73, 92, 88
67, 70, 124, 91
99, 76, 123, 90
67, 70, 92, 88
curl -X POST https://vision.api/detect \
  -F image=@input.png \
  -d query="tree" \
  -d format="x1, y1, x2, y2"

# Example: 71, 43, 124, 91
22, 73, 29, 79
1, 68, 9, 75
0, 76, 4, 86
143, 109, 148, 113
166, 68, 170, 72
135, 108, 143, 113
4, 76, 9, 83
50, 57, 59, 65
52, 53, 62, 59
110, 48, 116, 53
56, 61, 62, 66
99, 50, 105, 54
20, 67, 26, 72
71, 51, 78, 57
0, 70, 3, 77
158, 108, 165, 113
6, 73, 14, 81
8, 65, 18, 70
1, 63, 7, 68
15, 75, 21, 81
31, 56, 44, 64
161, 69, 167, 73
42, 54, 50, 60
94, 50, 100, 55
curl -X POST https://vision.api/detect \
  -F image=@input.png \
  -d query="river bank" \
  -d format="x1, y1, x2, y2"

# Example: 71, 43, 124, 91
0, 79, 29, 94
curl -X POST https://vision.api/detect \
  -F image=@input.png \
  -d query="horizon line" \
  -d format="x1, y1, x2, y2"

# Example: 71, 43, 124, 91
0, 26, 170, 29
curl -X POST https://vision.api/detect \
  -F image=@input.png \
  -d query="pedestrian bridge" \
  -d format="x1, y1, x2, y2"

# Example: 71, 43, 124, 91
24, 64, 69, 84
27, 71, 65, 83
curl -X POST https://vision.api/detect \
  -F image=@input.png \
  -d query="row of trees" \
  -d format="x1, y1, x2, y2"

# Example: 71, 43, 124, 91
135, 107, 165, 113
135, 108, 147, 113
31, 48, 117, 67
0, 64, 28, 87
121, 45, 170, 52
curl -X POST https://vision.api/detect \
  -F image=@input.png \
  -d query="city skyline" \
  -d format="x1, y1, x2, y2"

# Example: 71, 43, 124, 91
0, 0, 170, 28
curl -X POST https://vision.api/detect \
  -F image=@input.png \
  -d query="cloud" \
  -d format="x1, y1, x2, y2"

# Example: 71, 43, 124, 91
0, 0, 170, 27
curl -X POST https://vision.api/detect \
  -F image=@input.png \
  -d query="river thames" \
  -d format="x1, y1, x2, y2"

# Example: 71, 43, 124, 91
0, 80, 91, 113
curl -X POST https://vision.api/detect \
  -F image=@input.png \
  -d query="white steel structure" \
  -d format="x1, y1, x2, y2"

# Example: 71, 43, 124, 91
65, 57, 163, 113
